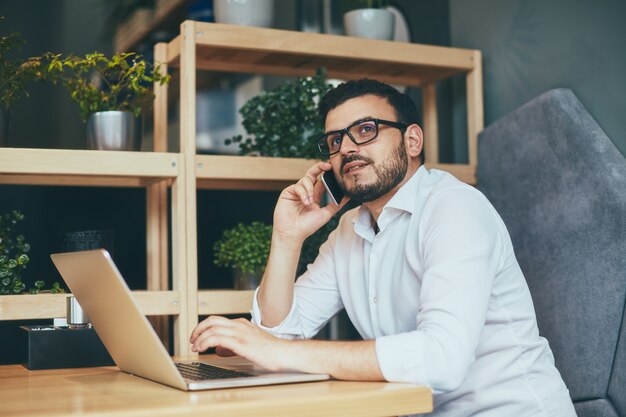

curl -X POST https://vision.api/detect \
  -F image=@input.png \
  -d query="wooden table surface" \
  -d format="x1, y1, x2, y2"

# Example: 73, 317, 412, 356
0, 355, 432, 417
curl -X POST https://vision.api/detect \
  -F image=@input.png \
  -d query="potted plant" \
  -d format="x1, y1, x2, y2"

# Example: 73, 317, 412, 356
0, 17, 50, 146
48, 51, 169, 151
343, 0, 394, 40
0, 210, 64, 295
213, 221, 272, 290
225, 68, 333, 159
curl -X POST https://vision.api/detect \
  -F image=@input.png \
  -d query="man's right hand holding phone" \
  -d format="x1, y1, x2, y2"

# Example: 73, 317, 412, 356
273, 161, 349, 244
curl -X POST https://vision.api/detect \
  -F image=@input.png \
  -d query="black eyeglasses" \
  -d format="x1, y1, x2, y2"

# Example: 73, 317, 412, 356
317, 118, 408, 156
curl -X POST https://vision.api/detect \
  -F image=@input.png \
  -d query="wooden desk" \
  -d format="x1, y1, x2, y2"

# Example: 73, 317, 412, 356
0, 356, 432, 417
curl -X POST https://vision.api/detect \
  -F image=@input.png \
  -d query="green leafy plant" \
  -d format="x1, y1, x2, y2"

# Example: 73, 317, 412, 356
0, 210, 30, 294
0, 17, 51, 110
48, 51, 169, 122
226, 68, 333, 159
0, 210, 65, 295
213, 222, 272, 275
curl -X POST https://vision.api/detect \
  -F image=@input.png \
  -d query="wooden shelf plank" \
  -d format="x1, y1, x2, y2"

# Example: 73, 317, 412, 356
0, 291, 180, 320
195, 155, 476, 188
166, 22, 478, 86
0, 148, 180, 186
198, 290, 254, 315
196, 155, 316, 190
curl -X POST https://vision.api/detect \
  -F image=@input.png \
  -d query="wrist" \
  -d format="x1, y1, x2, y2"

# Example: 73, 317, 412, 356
271, 230, 306, 248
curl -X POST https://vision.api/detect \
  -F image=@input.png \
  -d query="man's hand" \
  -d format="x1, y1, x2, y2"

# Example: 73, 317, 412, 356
189, 315, 385, 381
273, 161, 349, 244
190, 316, 288, 371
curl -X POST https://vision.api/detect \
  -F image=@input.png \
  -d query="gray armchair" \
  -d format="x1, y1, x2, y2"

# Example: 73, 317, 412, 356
477, 88, 626, 417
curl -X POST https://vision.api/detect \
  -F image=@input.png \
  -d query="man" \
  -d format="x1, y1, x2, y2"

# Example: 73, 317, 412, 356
190, 79, 576, 416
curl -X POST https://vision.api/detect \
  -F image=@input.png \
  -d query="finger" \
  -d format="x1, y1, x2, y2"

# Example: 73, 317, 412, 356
189, 315, 232, 343
312, 178, 326, 202
304, 161, 331, 182
293, 183, 313, 206
299, 176, 316, 204
191, 325, 240, 353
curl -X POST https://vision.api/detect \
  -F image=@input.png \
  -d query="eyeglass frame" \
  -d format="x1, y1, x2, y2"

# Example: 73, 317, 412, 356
316, 117, 408, 156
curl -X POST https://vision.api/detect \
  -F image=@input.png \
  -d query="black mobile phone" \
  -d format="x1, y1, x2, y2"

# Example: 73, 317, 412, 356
321, 170, 345, 206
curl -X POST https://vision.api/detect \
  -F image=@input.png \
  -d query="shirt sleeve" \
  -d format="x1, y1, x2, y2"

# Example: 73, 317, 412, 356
251, 225, 346, 339
375, 187, 505, 391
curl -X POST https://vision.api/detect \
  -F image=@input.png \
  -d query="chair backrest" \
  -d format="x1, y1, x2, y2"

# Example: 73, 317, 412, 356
477, 88, 626, 417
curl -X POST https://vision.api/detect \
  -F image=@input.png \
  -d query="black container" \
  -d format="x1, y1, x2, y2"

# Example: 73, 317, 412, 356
61, 230, 115, 255
20, 325, 114, 370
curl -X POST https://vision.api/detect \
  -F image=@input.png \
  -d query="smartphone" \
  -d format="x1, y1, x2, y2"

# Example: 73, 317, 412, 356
321, 170, 345, 206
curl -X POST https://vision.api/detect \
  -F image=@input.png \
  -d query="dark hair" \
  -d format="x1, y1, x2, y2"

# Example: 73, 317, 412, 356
318, 78, 424, 164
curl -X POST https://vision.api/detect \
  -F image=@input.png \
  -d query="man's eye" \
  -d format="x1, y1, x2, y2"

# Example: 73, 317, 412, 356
359, 124, 375, 134
329, 135, 342, 146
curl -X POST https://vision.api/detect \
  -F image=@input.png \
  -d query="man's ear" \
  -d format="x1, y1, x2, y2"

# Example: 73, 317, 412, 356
405, 124, 423, 158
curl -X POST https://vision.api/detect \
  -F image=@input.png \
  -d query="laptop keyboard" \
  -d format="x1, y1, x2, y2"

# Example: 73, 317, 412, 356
175, 362, 256, 380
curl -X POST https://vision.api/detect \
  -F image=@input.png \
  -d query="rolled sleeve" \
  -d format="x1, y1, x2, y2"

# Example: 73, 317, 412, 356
376, 332, 428, 384
251, 287, 305, 339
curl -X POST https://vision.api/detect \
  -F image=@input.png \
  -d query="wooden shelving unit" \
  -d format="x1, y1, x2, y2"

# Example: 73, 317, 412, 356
154, 21, 483, 355
0, 21, 483, 358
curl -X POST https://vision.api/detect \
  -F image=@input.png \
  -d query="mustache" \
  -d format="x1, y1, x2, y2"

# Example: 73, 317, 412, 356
341, 154, 374, 172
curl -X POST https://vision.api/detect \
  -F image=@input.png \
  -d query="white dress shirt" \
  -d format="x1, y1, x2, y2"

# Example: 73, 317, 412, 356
252, 166, 576, 417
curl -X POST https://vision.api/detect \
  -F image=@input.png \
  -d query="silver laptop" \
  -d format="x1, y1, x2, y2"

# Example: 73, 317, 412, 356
50, 249, 329, 391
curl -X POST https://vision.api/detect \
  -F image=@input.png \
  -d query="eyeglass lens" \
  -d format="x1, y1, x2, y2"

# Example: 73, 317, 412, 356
325, 120, 378, 154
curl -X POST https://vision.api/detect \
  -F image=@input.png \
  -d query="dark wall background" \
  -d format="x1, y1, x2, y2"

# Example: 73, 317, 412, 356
449, 0, 626, 159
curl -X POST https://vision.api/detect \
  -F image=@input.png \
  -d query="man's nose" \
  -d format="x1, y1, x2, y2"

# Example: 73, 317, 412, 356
339, 133, 359, 155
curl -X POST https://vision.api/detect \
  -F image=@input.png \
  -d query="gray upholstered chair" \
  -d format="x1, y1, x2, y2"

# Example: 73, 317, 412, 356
477, 88, 626, 417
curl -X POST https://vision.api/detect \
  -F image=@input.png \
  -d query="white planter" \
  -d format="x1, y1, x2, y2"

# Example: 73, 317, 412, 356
214, 0, 274, 28
344, 8, 395, 41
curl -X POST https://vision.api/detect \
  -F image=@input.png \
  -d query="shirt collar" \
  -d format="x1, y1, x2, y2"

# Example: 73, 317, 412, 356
352, 165, 429, 239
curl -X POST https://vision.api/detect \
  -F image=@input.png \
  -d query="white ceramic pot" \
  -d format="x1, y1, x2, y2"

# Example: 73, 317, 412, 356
214, 0, 274, 28
344, 8, 395, 41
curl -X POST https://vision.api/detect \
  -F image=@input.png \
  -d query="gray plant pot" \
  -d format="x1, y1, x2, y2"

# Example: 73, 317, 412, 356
233, 268, 263, 290
86, 111, 141, 151
344, 8, 395, 40
0, 107, 9, 147
213, 0, 274, 28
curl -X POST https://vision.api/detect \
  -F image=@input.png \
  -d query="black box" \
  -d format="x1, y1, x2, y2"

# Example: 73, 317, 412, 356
20, 325, 114, 370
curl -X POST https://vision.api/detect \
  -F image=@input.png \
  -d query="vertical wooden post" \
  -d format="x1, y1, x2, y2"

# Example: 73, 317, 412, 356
147, 42, 170, 349
421, 83, 439, 164
466, 50, 483, 168
174, 20, 199, 356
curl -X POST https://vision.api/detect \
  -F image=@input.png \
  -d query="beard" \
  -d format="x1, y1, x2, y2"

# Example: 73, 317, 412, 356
342, 140, 409, 203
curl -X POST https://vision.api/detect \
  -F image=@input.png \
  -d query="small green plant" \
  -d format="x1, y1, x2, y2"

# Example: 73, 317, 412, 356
48, 51, 169, 122
0, 210, 65, 295
0, 210, 29, 294
213, 222, 272, 275
0, 17, 51, 110
226, 68, 333, 159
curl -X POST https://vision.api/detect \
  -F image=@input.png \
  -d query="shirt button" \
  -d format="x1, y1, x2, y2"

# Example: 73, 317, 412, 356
373, 297, 378, 304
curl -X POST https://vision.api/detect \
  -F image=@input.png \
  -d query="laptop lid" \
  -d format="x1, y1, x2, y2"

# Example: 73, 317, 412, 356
51, 249, 188, 390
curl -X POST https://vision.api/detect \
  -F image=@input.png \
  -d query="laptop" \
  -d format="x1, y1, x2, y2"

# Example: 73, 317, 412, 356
50, 249, 330, 391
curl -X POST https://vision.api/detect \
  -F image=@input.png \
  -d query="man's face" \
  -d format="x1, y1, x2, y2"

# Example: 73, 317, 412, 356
326, 95, 409, 203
